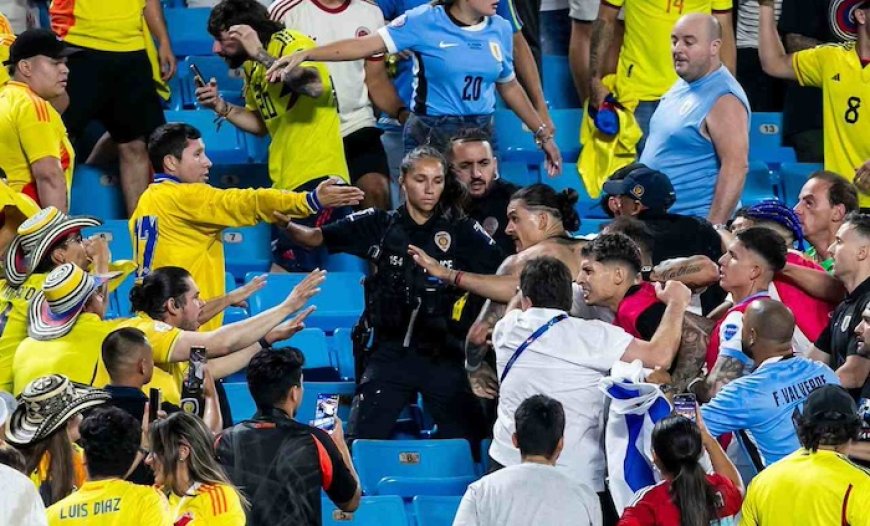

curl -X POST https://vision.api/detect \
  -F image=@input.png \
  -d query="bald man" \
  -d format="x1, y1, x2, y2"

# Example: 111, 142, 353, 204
639, 14, 750, 225
701, 299, 841, 470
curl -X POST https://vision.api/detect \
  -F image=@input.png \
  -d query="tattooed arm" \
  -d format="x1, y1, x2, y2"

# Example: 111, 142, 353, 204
669, 313, 715, 393
588, 4, 620, 108
465, 299, 507, 399
695, 355, 746, 403
650, 256, 720, 290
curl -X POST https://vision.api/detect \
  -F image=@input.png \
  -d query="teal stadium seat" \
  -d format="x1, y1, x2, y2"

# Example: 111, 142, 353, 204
498, 161, 538, 187
741, 161, 779, 206
412, 496, 462, 526
165, 8, 214, 57
321, 496, 408, 526
83, 220, 134, 319
352, 439, 476, 496
780, 162, 823, 208
164, 110, 249, 164
223, 224, 272, 282
246, 271, 365, 332
224, 380, 355, 424
542, 55, 582, 109
275, 328, 333, 370
749, 112, 796, 165
70, 166, 126, 220
325, 253, 368, 274
541, 165, 604, 219
331, 328, 356, 381
182, 56, 245, 109
493, 109, 582, 165
222, 272, 249, 326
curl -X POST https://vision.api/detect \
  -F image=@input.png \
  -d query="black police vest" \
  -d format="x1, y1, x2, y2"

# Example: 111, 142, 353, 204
365, 212, 465, 351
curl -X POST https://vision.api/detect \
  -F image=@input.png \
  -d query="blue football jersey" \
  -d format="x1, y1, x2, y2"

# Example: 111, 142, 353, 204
701, 356, 840, 467
377, 5, 515, 116
376, 0, 521, 111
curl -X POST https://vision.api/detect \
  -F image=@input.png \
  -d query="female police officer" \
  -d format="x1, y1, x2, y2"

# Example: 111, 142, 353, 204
275, 146, 504, 442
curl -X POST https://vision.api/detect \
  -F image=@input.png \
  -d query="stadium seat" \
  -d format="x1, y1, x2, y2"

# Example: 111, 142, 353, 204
222, 272, 249, 326
245, 135, 272, 164
182, 56, 245, 109
578, 217, 608, 236
749, 112, 784, 154
274, 328, 332, 370
70, 165, 126, 220
542, 165, 603, 219
478, 438, 492, 475
83, 220, 135, 319
223, 224, 272, 282
224, 380, 355, 423
498, 161, 538, 187
493, 109, 582, 165
332, 328, 356, 380
542, 55, 582, 109
325, 253, 369, 274
163, 110, 249, 164
352, 439, 476, 495
376, 476, 475, 498
321, 496, 408, 526
165, 8, 214, 57
294, 381, 356, 425
246, 271, 365, 332
412, 496, 462, 526
780, 162, 823, 208
741, 161, 779, 206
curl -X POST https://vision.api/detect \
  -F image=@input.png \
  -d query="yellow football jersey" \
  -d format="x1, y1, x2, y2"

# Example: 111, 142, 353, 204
244, 29, 349, 190
113, 312, 185, 405
168, 483, 246, 526
0, 11, 12, 34
740, 449, 870, 526
47, 479, 172, 526
793, 42, 870, 207
12, 313, 113, 395
130, 178, 316, 331
0, 33, 13, 88
50, 0, 147, 52
607, 0, 733, 102
0, 81, 74, 207
0, 273, 45, 393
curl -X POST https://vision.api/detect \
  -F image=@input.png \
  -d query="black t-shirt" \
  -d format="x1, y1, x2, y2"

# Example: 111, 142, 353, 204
639, 211, 727, 315
622, 285, 668, 341
215, 408, 358, 526
467, 179, 519, 256
778, 0, 843, 137
814, 277, 870, 400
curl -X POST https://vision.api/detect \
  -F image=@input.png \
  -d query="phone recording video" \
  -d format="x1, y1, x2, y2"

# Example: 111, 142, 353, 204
673, 393, 698, 422
311, 393, 339, 432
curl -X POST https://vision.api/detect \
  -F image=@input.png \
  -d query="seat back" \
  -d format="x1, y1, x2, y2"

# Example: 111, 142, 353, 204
412, 496, 462, 526
352, 439, 476, 495
321, 496, 408, 526
164, 110, 249, 164
223, 224, 272, 282
165, 8, 215, 56
779, 162, 823, 208
70, 166, 126, 220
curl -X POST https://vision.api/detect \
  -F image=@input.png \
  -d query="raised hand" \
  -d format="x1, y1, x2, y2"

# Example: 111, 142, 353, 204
283, 269, 326, 312
315, 178, 364, 208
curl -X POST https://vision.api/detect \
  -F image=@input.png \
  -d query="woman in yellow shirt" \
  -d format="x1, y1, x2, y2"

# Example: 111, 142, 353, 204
147, 412, 247, 525
5, 374, 110, 505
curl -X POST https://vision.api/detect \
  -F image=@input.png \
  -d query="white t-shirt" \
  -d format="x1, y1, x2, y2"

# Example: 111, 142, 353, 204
453, 462, 602, 526
0, 463, 47, 526
490, 307, 634, 492
270, 0, 385, 137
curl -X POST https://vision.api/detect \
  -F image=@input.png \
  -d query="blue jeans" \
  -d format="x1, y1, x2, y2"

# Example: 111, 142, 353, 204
403, 113, 496, 154
379, 120, 405, 209
634, 100, 660, 156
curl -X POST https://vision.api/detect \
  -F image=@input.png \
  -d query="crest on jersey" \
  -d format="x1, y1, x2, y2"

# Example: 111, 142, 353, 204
723, 324, 738, 341
679, 99, 695, 116
841, 315, 852, 332
435, 231, 452, 252
356, 27, 370, 38
153, 321, 173, 333
482, 217, 499, 236
489, 40, 503, 62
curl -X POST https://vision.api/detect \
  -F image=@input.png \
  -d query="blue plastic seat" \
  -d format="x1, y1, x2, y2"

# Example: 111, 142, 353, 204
274, 328, 332, 369
352, 439, 476, 495
182, 56, 245, 109
741, 161, 779, 206
223, 224, 272, 282
498, 161, 538, 187
493, 109, 582, 165
332, 328, 356, 381
540, 165, 602, 219
165, 8, 214, 57
246, 271, 365, 332
412, 496, 462, 526
222, 271, 249, 327
322, 496, 408, 526
224, 380, 355, 424
478, 438, 492, 475
163, 110, 249, 164
542, 55, 582, 109
223, 382, 256, 425
70, 165, 126, 220
749, 112, 784, 154
325, 253, 368, 274
376, 476, 475, 498
779, 162, 823, 208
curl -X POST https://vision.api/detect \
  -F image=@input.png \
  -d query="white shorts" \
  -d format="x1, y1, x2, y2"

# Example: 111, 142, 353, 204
569, 0, 625, 23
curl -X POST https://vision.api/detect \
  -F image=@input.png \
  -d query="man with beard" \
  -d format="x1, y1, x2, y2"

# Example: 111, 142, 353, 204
445, 129, 519, 256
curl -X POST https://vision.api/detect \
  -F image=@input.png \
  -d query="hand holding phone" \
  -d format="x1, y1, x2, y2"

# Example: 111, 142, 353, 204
190, 63, 206, 88
311, 393, 339, 432
149, 388, 161, 422
673, 393, 697, 422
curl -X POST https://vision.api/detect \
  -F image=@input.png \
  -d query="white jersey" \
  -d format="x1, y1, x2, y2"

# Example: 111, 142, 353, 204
269, 0, 385, 136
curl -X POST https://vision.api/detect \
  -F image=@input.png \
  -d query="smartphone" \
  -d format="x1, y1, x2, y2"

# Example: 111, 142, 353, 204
189, 63, 206, 88
311, 393, 339, 431
186, 346, 207, 395
148, 388, 161, 422
673, 393, 697, 421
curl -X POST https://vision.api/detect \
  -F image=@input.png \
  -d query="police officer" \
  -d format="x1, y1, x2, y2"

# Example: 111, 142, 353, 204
276, 146, 505, 442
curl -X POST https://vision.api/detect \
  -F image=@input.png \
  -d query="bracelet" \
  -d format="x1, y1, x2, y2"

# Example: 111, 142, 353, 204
686, 377, 704, 394
453, 271, 464, 287
215, 99, 231, 118
139, 447, 151, 456
533, 123, 549, 139
259, 337, 271, 349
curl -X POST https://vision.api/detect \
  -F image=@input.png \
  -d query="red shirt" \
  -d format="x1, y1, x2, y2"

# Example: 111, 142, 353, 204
617, 473, 742, 526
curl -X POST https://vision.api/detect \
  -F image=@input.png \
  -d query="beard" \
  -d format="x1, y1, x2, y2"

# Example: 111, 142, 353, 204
222, 52, 247, 69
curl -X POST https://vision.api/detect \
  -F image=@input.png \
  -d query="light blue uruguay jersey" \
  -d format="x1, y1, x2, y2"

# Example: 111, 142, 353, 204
701, 356, 840, 467
377, 4, 515, 117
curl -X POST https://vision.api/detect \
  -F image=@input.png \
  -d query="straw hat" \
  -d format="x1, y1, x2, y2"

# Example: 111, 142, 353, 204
5, 374, 109, 446
4, 207, 101, 287
28, 263, 120, 341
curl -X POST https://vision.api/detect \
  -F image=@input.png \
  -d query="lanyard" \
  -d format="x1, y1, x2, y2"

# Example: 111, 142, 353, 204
500, 314, 568, 383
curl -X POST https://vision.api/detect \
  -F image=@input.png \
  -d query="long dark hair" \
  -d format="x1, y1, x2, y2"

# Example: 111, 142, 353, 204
17, 429, 77, 505
129, 267, 193, 321
400, 146, 468, 221
511, 184, 581, 232
652, 416, 719, 526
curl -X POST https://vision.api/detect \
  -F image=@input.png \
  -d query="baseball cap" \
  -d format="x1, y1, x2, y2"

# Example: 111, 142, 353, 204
801, 384, 861, 426
602, 164, 677, 211
4, 29, 78, 66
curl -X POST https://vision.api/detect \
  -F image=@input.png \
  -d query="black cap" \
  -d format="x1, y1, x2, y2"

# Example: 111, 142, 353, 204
802, 385, 861, 426
602, 164, 677, 211
4, 29, 78, 66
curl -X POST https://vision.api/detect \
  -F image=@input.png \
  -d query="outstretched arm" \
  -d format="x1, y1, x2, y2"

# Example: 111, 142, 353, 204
408, 246, 521, 303
757, 0, 798, 80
